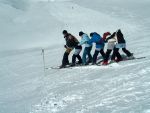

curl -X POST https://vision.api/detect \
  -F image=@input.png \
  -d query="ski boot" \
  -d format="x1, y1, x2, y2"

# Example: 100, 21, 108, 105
127, 53, 135, 60
70, 63, 75, 67
102, 61, 108, 65
109, 60, 116, 64
59, 65, 66, 69
115, 58, 123, 62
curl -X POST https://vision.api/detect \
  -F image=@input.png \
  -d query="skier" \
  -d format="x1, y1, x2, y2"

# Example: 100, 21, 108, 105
78, 31, 93, 65
111, 29, 134, 61
102, 32, 122, 65
60, 30, 82, 68
88, 32, 105, 65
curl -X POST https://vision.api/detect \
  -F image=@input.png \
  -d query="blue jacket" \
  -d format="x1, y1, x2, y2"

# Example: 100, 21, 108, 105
79, 34, 92, 47
88, 33, 104, 49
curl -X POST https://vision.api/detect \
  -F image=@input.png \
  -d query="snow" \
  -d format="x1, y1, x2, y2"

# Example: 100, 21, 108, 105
0, 0, 150, 113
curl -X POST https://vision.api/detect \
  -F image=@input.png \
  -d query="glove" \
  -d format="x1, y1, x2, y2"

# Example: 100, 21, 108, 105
64, 45, 67, 48
78, 43, 81, 46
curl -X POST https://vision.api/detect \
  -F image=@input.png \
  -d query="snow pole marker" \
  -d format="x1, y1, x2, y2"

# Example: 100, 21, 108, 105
41, 49, 46, 76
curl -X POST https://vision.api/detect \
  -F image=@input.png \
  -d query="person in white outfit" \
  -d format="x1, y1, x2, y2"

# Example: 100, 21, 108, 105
102, 32, 122, 65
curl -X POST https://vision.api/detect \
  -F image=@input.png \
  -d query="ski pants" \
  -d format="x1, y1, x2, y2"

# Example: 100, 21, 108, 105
122, 48, 132, 57
82, 46, 92, 65
104, 49, 112, 62
111, 48, 122, 61
62, 48, 73, 66
72, 45, 82, 64
93, 48, 105, 64
116, 43, 132, 57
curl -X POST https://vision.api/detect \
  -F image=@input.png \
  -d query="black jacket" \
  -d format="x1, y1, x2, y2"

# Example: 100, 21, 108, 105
64, 33, 79, 48
116, 30, 126, 43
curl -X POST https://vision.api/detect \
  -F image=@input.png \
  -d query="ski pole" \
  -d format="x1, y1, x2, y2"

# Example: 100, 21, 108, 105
41, 49, 46, 76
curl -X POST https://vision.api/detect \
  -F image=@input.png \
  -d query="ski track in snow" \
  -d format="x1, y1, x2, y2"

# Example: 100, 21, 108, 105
30, 56, 150, 113
29, 49, 150, 113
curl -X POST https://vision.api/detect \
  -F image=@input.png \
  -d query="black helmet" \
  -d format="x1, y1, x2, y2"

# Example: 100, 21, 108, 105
90, 32, 94, 37
62, 30, 68, 34
79, 31, 84, 36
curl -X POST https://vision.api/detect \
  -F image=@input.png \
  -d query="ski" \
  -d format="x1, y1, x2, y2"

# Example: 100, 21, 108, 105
123, 56, 146, 60
96, 56, 146, 66
47, 56, 146, 70
46, 65, 72, 70
48, 57, 103, 70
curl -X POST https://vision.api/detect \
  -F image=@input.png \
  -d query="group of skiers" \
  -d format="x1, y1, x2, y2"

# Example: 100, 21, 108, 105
60, 29, 134, 68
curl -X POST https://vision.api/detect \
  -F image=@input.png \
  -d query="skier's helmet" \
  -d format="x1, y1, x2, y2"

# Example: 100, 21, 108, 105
90, 32, 94, 37
79, 31, 84, 36
103, 32, 111, 40
62, 30, 68, 35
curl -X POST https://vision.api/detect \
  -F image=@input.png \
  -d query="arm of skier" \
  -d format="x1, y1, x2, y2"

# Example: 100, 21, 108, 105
79, 37, 87, 46
88, 37, 94, 45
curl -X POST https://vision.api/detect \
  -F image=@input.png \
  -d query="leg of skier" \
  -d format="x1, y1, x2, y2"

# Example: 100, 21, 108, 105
82, 46, 92, 65
76, 45, 82, 64
71, 54, 82, 66
71, 45, 82, 66
102, 49, 112, 65
111, 48, 122, 63
61, 48, 72, 68
115, 50, 122, 62
82, 47, 88, 65
92, 50, 99, 65
87, 46, 93, 63
102, 42, 115, 65
76, 54, 82, 64
71, 54, 76, 66
122, 48, 132, 57
100, 49, 105, 59
62, 52, 69, 65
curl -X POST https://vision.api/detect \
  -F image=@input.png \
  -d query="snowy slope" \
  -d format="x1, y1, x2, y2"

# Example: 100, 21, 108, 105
0, 0, 150, 113
0, 0, 65, 51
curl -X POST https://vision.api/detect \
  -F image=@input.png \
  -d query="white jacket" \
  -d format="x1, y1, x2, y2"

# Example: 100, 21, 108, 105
106, 35, 117, 43
106, 34, 117, 50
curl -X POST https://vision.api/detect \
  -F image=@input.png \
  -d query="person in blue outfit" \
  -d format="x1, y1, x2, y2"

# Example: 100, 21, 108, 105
88, 32, 105, 64
78, 31, 93, 65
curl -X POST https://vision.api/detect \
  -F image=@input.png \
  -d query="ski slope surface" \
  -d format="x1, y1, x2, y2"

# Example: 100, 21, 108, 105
0, 0, 150, 113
